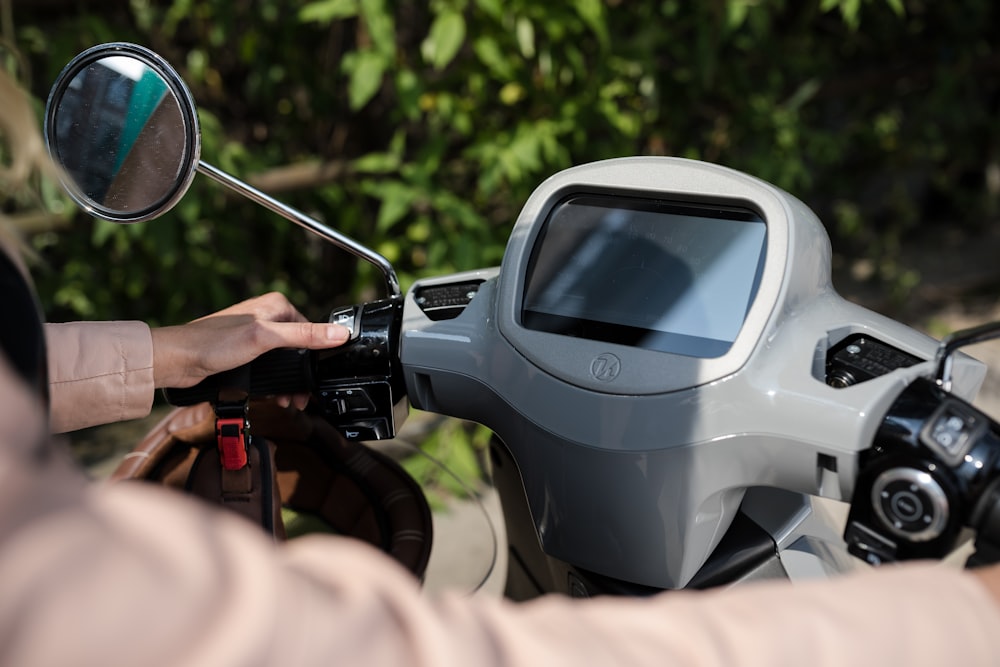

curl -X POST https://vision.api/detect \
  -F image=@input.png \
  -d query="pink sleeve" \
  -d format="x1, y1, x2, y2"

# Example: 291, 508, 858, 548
284, 539, 1000, 667
4, 476, 1000, 667
15, 325, 1000, 666
44, 321, 155, 432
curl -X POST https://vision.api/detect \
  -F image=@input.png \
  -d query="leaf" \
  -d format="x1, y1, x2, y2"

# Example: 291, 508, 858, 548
298, 0, 359, 23
499, 82, 525, 105
515, 16, 535, 59
422, 10, 467, 70
343, 50, 387, 110
726, 0, 751, 30
571, 0, 609, 49
360, 0, 396, 58
361, 179, 420, 232
782, 78, 821, 112
377, 196, 410, 231
429, 189, 484, 230
841, 0, 862, 27
353, 151, 402, 173
473, 36, 515, 79
474, 0, 503, 20
821, 0, 862, 28
884, 0, 905, 16
91, 219, 119, 247
164, 0, 193, 36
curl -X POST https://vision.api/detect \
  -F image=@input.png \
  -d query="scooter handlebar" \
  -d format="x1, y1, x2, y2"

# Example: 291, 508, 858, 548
162, 347, 314, 406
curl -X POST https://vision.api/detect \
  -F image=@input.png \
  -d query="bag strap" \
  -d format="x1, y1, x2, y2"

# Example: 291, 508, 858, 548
111, 400, 285, 539
110, 402, 433, 579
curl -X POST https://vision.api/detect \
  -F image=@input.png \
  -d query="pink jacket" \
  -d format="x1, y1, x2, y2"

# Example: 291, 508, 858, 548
46, 321, 155, 433
1, 320, 993, 666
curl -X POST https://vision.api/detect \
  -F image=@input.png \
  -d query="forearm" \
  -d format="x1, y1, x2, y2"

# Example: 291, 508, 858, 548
480, 563, 1000, 667
3, 463, 1000, 666
45, 321, 155, 433
286, 543, 1000, 667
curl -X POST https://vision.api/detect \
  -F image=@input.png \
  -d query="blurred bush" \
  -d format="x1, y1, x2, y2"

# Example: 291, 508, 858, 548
7, 0, 1000, 325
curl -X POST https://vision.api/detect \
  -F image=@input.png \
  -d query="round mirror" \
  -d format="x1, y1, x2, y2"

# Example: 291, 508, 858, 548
44, 43, 200, 223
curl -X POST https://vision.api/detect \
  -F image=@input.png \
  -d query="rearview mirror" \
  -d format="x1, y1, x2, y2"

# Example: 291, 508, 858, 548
44, 42, 200, 223
44, 42, 400, 296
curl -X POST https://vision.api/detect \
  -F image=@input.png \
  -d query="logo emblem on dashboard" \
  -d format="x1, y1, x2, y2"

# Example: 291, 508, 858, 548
590, 353, 621, 381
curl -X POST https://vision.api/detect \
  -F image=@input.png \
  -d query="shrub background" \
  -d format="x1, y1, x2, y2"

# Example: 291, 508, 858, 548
5, 0, 999, 325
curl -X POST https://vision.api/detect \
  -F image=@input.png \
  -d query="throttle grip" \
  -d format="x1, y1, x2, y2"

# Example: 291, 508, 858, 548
162, 347, 314, 406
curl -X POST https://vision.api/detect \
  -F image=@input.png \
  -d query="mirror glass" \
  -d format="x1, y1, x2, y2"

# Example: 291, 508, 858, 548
44, 44, 200, 223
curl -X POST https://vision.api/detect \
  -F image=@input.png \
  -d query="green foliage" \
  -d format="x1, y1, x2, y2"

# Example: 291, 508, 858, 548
7, 0, 997, 322
10, 0, 1000, 318
400, 416, 492, 510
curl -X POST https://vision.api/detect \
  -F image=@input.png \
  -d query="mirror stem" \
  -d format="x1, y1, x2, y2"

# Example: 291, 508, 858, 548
196, 160, 401, 298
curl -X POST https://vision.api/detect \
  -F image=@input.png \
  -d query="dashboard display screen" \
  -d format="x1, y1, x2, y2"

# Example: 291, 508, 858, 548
522, 195, 767, 358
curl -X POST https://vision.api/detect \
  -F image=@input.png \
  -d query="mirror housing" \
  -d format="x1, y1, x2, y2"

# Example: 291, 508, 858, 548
44, 42, 200, 223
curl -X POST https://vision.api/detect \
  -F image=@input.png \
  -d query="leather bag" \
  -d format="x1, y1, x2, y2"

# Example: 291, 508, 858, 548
111, 401, 433, 579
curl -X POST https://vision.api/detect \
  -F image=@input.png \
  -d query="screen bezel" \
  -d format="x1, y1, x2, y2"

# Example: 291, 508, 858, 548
495, 160, 791, 396
520, 194, 767, 358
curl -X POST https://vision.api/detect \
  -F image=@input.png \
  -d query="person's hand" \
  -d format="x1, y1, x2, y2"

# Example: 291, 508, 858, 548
150, 292, 350, 408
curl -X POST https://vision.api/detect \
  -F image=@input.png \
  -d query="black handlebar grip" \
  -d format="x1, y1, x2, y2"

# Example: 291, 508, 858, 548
162, 348, 315, 406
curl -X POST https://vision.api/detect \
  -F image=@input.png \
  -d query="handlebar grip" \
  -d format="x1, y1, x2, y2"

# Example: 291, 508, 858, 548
162, 348, 315, 406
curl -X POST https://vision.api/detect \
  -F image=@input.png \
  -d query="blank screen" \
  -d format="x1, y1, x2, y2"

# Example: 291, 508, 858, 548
522, 196, 767, 358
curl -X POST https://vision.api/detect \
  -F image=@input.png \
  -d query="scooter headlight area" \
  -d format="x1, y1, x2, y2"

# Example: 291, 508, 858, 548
401, 157, 998, 593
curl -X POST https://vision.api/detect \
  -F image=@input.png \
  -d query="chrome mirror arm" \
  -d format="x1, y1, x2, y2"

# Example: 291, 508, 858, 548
197, 161, 401, 298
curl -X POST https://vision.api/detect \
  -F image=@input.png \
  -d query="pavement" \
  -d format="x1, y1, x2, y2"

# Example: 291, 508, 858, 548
420, 486, 507, 596
364, 412, 508, 597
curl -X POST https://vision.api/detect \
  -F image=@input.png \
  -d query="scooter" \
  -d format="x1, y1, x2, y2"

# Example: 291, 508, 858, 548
42, 41, 1000, 599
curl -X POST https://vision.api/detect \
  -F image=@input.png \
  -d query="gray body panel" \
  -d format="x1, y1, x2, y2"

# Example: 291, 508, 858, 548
399, 157, 985, 589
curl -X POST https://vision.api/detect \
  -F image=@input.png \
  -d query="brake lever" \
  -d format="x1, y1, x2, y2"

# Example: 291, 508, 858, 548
935, 321, 1000, 392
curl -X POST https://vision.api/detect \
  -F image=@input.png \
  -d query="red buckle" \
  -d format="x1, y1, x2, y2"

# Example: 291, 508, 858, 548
216, 417, 248, 470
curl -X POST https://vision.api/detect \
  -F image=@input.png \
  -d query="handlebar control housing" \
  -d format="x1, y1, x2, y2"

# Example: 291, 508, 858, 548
846, 377, 1000, 565
313, 297, 407, 440
164, 296, 407, 442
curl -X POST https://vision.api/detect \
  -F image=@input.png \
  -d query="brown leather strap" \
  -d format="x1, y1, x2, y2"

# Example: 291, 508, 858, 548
110, 402, 432, 578
186, 438, 285, 539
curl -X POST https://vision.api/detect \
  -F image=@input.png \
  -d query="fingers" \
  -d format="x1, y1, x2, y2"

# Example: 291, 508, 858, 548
272, 393, 310, 410
254, 292, 309, 323
254, 320, 350, 352
196, 292, 309, 324
154, 294, 350, 390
